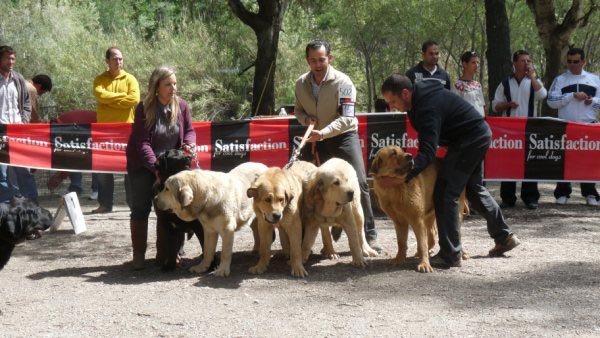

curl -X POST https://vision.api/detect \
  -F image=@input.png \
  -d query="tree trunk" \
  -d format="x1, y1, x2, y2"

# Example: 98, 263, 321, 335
526, 0, 596, 117
484, 0, 513, 112
228, 0, 288, 116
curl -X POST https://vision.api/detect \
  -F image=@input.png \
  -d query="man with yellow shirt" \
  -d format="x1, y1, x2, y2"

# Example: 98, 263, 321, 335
92, 47, 140, 214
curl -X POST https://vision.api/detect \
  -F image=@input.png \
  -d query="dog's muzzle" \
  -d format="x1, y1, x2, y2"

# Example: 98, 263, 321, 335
264, 212, 282, 224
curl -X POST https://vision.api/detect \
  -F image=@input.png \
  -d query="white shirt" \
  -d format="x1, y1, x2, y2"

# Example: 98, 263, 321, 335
492, 76, 547, 117
0, 75, 21, 124
547, 70, 600, 123
452, 79, 485, 116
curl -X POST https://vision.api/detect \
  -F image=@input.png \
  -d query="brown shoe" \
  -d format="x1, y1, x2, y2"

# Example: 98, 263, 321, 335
91, 206, 112, 214
489, 233, 521, 257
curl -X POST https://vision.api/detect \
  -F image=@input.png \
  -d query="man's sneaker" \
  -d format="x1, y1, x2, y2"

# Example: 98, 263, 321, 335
89, 191, 98, 200
586, 195, 599, 206
430, 253, 461, 269
555, 196, 568, 205
367, 238, 384, 254
489, 233, 521, 257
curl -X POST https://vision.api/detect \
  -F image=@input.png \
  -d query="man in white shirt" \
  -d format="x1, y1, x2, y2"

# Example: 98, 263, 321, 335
492, 50, 547, 210
547, 47, 600, 206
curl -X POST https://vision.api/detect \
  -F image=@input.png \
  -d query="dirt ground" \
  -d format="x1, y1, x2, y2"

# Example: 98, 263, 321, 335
1, 176, 600, 337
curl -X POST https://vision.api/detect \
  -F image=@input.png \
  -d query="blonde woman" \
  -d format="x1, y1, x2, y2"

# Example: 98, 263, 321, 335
125, 65, 196, 270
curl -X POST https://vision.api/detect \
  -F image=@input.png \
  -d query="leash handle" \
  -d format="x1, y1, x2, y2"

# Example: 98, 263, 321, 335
296, 122, 315, 155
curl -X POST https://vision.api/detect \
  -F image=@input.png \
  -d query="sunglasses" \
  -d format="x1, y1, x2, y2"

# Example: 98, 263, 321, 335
567, 59, 581, 64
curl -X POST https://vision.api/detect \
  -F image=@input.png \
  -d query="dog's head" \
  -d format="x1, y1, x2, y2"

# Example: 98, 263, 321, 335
0, 197, 53, 271
370, 146, 414, 185
0, 197, 53, 244
154, 171, 198, 222
154, 149, 193, 191
306, 160, 356, 217
247, 169, 293, 224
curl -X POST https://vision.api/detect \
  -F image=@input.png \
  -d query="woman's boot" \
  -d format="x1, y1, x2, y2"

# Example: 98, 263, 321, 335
130, 218, 148, 270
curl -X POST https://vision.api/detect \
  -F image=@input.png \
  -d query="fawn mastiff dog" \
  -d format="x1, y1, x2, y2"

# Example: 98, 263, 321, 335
302, 158, 378, 267
370, 146, 468, 273
154, 162, 267, 277
246, 161, 316, 278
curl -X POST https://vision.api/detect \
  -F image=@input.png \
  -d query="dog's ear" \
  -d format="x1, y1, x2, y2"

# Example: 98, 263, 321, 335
178, 186, 194, 207
247, 187, 257, 198
369, 155, 381, 175
285, 191, 294, 204
305, 177, 323, 206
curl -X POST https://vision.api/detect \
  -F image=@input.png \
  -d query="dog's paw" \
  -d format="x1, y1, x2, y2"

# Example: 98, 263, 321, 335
189, 263, 210, 274
363, 247, 379, 257
248, 264, 268, 274
461, 250, 470, 260
301, 250, 312, 263
291, 264, 308, 278
320, 247, 339, 260
391, 254, 406, 266
351, 258, 368, 268
214, 266, 230, 277
417, 262, 433, 273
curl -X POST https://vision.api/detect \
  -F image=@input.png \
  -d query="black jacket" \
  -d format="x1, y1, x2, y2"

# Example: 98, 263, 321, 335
405, 62, 451, 90
406, 79, 490, 181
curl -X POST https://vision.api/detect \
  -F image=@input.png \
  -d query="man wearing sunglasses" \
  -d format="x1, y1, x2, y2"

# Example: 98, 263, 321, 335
547, 47, 600, 206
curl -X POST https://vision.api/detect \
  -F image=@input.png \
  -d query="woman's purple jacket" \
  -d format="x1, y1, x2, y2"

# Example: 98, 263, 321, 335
126, 99, 196, 172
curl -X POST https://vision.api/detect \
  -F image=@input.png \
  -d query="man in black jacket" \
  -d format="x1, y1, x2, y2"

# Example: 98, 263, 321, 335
405, 40, 451, 90
381, 74, 520, 267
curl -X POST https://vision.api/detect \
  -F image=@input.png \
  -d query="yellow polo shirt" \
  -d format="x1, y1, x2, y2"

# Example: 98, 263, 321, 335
93, 70, 140, 123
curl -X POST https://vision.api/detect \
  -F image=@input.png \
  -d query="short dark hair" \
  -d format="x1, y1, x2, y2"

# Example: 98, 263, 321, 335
305, 40, 331, 57
421, 40, 438, 53
32, 74, 52, 92
460, 51, 478, 64
512, 50, 530, 62
105, 47, 121, 60
381, 74, 413, 95
567, 47, 585, 60
0, 45, 16, 58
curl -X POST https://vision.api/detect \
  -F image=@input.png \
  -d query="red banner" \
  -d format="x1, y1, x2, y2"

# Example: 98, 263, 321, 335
1, 115, 600, 182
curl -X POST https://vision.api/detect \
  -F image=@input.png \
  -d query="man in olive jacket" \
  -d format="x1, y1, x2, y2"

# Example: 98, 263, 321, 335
294, 40, 381, 253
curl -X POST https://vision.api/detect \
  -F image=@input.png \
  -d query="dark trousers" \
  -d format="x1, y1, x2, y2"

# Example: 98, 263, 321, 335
500, 181, 540, 205
435, 132, 511, 262
554, 182, 599, 200
96, 173, 115, 210
301, 131, 377, 240
125, 166, 155, 220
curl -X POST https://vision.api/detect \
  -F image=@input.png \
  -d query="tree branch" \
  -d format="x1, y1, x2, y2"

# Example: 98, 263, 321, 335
228, 0, 260, 30
238, 61, 256, 76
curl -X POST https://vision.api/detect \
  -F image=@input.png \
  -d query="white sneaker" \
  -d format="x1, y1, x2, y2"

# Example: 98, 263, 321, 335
89, 191, 98, 200
586, 195, 598, 206
555, 196, 568, 205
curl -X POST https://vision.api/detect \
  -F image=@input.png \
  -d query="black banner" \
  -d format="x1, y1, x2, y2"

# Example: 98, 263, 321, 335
210, 120, 251, 172
524, 118, 567, 180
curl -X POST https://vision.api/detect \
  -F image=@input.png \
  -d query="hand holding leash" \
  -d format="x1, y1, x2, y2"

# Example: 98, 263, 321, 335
285, 121, 315, 169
